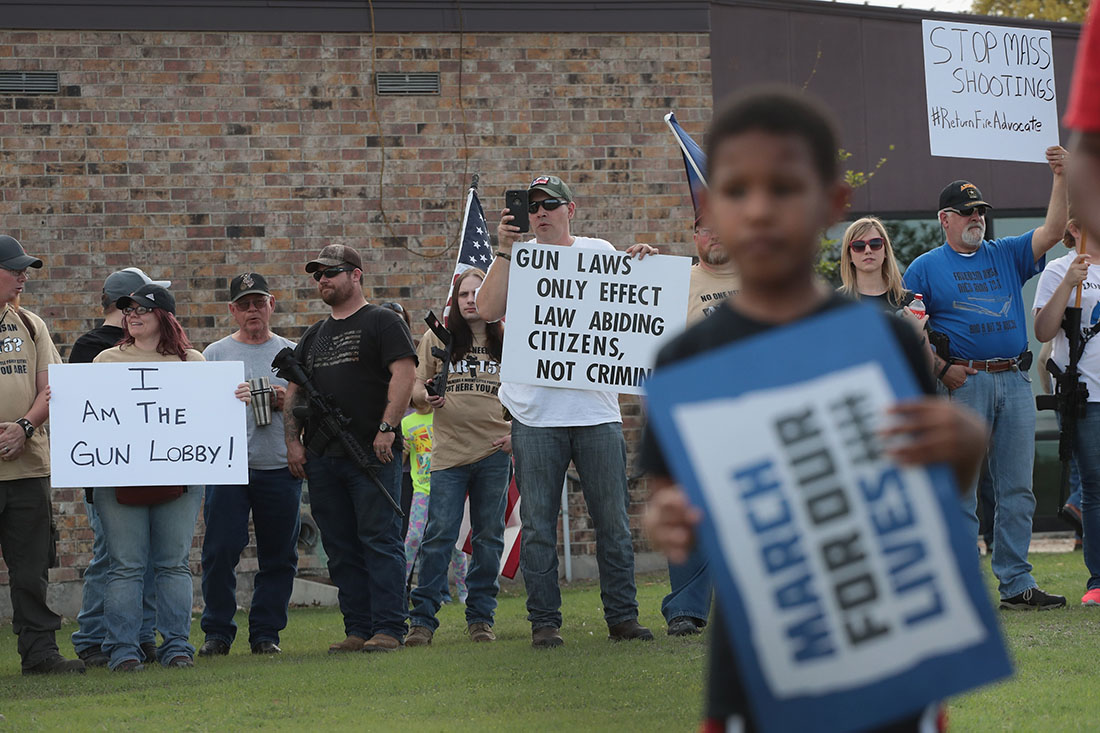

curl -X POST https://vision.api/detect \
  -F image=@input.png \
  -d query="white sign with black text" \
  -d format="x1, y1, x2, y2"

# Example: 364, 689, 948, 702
48, 361, 249, 487
501, 243, 691, 395
922, 19, 1058, 163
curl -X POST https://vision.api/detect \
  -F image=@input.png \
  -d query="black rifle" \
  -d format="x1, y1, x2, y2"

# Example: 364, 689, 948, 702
423, 310, 452, 397
1036, 305, 1098, 504
271, 347, 403, 517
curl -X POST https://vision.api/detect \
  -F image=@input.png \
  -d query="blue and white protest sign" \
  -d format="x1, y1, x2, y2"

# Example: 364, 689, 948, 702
644, 305, 1011, 733
48, 361, 249, 488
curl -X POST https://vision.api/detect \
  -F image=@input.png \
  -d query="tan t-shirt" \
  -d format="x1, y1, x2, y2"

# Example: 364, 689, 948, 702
0, 304, 61, 481
415, 330, 510, 472
93, 344, 204, 364
687, 264, 740, 325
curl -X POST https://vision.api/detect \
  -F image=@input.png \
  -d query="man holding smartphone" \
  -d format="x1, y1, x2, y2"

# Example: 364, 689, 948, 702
476, 175, 656, 649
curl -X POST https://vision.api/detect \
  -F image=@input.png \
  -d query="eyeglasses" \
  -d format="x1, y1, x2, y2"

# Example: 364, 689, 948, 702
380, 302, 404, 314
1, 267, 28, 278
313, 266, 354, 282
528, 198, 568, 214
849, 238, 885, 253
233, 296, 270, 311
946, 206, 988, 218
694, 228, 713, 237
122, 305, 153, 315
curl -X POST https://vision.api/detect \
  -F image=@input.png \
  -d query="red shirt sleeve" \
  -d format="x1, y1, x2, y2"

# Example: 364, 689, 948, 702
1065, 1, 1100, 132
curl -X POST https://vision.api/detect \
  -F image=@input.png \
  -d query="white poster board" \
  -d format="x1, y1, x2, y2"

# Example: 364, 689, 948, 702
501, 243, 691, 395
48, 361, 249, 487
922, 19, 1058, 163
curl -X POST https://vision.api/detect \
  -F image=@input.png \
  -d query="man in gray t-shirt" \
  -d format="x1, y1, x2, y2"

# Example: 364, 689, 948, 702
197, 273, 302, 657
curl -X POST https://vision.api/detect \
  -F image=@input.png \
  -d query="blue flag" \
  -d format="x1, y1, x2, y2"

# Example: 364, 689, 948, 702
665, 111, 708, 223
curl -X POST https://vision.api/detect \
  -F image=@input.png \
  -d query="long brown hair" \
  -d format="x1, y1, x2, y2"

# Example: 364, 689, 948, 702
838, 216, 906, 304
121, 308, 194, 361
448, 270, 503, 363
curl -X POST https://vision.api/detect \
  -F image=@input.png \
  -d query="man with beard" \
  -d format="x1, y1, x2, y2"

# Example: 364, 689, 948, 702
904, 151, 1068, 610
662, 220, 740, 637
283, 245, 417, 652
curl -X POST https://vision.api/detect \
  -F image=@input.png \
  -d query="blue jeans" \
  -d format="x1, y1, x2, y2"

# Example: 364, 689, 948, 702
200, 468, 302, 647
95, 487, 203, 669
71, 497, 157, 654
1073, 404, 1100, 590
511, 420, 639, 629
662, 544, 711, 625
306, 453, 407, 640
409, 450, 510, 631
950, 369, 1037, 598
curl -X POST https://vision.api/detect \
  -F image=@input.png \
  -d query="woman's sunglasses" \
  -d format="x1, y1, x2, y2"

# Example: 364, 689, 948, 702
528, 198, 567, 214
849, 238, 885, 253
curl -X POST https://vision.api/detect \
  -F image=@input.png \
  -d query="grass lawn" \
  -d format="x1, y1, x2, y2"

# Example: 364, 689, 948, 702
0, 554, 1097, 732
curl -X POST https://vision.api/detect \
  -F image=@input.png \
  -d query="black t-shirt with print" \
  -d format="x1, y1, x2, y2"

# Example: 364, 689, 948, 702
639, 293, 937, 730
294, 304, 417, 454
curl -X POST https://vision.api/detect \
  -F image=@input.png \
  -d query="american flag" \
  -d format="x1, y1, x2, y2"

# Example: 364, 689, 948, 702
665, 111, 708, 222
442, 186, 493, 327
445, 183, 522, 579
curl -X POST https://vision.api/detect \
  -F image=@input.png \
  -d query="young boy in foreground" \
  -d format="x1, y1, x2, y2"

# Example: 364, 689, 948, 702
640, 88, 989, 732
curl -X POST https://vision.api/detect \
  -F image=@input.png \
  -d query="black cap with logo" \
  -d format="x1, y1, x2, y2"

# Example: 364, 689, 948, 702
938, 180, 993, 214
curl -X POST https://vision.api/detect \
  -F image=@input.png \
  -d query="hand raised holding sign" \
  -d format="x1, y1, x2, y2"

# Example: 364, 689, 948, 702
1047, 144, 1068, 175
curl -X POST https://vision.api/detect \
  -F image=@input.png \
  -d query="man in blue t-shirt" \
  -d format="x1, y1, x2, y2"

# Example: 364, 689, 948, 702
905, 147, 1068, 610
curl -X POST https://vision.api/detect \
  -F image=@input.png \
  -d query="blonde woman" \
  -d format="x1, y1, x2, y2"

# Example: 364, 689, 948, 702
838, 216, 912, 312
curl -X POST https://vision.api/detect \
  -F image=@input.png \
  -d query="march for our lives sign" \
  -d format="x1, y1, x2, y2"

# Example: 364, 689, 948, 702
644, 305, 1011, 733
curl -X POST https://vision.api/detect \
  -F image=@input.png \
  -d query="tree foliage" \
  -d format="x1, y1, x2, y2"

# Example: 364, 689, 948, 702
970, 0, 1090, 23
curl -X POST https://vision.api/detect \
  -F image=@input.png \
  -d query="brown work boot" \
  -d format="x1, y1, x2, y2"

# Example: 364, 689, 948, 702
327, 635, 367, 654
361, 633, 402, 653
468, 622, 496, 643
405, 626, 434, 647
608, 619, 654, 642
531, 626, 564, 649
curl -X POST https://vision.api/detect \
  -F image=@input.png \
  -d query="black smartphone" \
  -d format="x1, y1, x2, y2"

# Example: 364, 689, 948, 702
505, 189, 529, 233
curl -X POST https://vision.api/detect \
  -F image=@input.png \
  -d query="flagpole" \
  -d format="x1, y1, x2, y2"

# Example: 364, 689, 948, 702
664, 112, 709, 189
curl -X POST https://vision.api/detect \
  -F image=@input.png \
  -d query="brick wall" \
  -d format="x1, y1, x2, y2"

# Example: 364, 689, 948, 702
0, 28, 712, 585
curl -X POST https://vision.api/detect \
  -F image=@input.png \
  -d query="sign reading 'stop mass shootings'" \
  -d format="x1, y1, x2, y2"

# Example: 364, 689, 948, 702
48, 361, 249, 488
644, 305, 1011, 733
501, 243, 690, 395
922, 19, 1058, 163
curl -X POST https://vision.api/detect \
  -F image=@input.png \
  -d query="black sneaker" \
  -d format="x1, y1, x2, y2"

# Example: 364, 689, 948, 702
140, 641, 158, 663
22, 653, 86, 676
667, 616, 704, 637
1000, 587, 1067, 610
76, 645, 110, 668
198, 639, 230, 657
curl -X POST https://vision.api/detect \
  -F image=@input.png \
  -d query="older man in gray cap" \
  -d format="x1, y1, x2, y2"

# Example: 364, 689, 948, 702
68, 266, 170, 667
0, 235, 84, 674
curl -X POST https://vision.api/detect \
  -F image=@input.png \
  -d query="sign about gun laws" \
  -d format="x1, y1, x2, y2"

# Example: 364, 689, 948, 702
48, 362, 249, 487
501, 243, 691, 395
922, 19, 1058, 163
644, 304, 1010, 733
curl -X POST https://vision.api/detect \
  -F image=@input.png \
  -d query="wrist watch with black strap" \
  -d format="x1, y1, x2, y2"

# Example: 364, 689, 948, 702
377, 421, 396, 434
16, 418, 34, 439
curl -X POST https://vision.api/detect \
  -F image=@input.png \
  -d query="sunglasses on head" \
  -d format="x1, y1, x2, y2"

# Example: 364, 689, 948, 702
380, 302, 404, 314
528, 198, 568, 214
122, 305, 153, 315
849, 238, 885, 253
313, 265, 354, 282
947, 205, 988, 217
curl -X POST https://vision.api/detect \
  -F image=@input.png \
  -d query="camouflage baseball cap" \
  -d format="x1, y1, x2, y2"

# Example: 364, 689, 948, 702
305, 244, 363, 274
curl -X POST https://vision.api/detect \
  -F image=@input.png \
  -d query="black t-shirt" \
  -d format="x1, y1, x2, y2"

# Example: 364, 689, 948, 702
294, 304, 417, 454
858, 290, 913, 315
69, 324, 125, 364
640, 293, 937, 730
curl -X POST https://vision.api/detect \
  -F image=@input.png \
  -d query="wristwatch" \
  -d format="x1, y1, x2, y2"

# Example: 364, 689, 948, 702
16, 418, 34, 439
378, 421, 396, 434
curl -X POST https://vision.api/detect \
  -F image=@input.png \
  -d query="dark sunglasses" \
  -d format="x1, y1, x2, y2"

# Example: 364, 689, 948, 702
528, 198, 568, 214
122, 305, 153, 315
313, 266, 354, 282
849, 238, 885, 253
379, 302, 405, 314
947, 205, 988, 217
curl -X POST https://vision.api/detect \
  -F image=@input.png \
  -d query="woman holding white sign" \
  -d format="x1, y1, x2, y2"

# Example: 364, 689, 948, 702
405, 269, 512, 646
91, 284, 251, 672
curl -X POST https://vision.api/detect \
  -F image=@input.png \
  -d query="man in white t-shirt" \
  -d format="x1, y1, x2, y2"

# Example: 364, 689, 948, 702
477, 175, 655, 648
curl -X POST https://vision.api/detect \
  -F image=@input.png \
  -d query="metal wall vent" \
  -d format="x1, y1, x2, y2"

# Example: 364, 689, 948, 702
0, 71, 60, 94
375, 72, 440, 96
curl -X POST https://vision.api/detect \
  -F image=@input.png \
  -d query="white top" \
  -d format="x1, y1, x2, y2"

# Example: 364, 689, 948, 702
498, 236, 622, 427
1033, 251, 1100, 403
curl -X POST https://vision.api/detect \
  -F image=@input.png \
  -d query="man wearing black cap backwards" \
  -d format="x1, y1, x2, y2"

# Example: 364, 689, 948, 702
283, 245, 417, 653
0, 235, 84, 674
905, 145, 1069, 611
198, 273, 300, 657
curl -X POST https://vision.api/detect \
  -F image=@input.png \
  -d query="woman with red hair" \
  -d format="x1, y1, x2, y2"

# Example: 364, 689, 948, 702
92, 284, 250, 671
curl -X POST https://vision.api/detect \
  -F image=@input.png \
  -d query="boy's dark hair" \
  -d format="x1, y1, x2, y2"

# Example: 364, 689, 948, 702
706, 86, 841, 184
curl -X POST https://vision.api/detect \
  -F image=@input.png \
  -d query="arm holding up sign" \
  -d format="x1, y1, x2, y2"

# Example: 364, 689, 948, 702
1030, 145, 1070, 261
